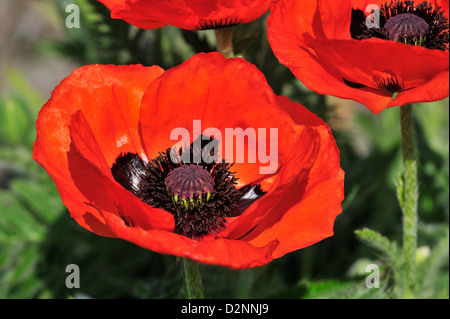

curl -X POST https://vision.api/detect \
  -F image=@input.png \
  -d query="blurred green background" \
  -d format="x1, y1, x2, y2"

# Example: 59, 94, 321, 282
0, 0, 448, 299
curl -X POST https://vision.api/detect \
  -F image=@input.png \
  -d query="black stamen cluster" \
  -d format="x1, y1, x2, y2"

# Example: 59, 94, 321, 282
375, 73, 405, 93
139, 147, 240, 239
197, 17, 240, 30
111, 136, 265, 240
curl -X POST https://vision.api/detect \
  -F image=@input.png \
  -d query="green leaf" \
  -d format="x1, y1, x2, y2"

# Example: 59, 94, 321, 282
0, 243, 45, 298
9, 179, 64, 225
3, 68, 45, 117
0, 96, 30, 145
417, 229, 449, 298
355, 228, 400, 266
0, 164, 65, 298
0, 191, 45, 242
302, 279, 391, 299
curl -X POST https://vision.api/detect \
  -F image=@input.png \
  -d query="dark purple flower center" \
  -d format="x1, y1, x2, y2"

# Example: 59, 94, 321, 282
384, 13, 429, 41
165, 164, 215, 200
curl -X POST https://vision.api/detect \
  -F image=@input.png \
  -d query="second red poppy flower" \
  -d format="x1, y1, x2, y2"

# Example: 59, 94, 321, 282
267, 0, 449, 113
97, 0, 272, 30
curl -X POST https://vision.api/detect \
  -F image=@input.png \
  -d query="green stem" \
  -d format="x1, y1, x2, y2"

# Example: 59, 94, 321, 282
214, 27, 234, 58
183, 258, 204, 299
399, 104, 418, 298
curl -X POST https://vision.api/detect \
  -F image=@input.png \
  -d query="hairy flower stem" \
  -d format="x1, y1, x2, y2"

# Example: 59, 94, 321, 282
399, 104, 418, 298
214, 27, 234, 58
183, 258, 204, 299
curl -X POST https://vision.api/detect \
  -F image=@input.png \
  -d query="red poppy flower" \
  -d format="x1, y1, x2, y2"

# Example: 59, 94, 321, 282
267, 0, 449, 114
97, 0, 272, 30
33, 53, 344, 269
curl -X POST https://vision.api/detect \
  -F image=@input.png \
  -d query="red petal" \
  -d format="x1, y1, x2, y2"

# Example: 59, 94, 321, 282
220, 126, 344, 258
390, 70, 450, 107
97, 0, 167, 28
67, 111, 174, 231
314, 38, 448, 110
33, 64, 164, 235
101, 210, 278, 269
